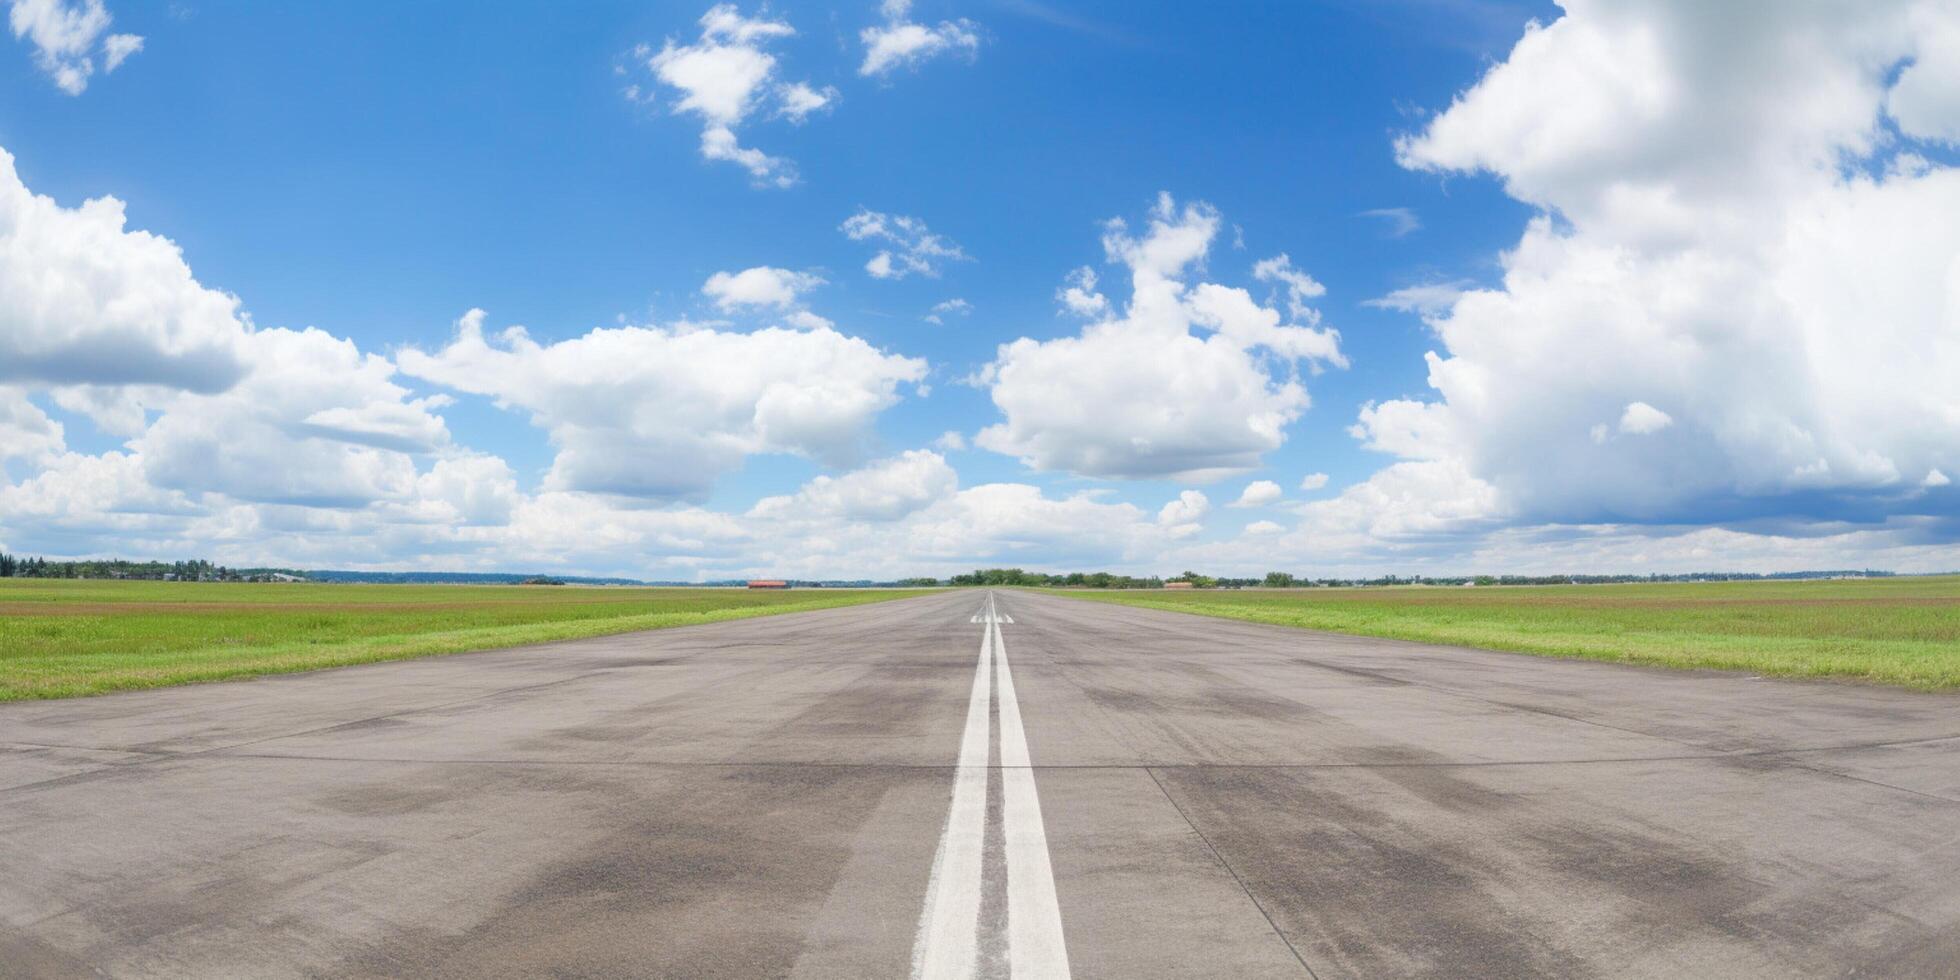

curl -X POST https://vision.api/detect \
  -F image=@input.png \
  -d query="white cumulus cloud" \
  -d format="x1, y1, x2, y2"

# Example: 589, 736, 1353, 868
133, 327, 451, 508
924, 297, 971, 324
1617, 401, 1672, 436
1352, 0, 1960, 530
860, 0, 979, 77
841, 208, 968, 279
1887, 5, 1960, 144
0, 387, 62, 461
724, 458, 1195, 579
977, 193, 1345, 481
702, 266, 825, 310
1056, 266, 1109, 318
1251, 253, 1327, 320
637, 5, 829, 187
749, 449, 957, 522
1230, 479, 1283, 508
398, 309, 927, 500
8, 0, 139, 94
782, 310, 834, 331
0, 148, 250, 394
1157, 489, 1209, 526
774, 80, 837, 123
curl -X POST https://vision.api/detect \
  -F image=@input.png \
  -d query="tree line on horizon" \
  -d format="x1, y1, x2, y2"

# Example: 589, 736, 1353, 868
0, 554, 299, 582
0, 553, 1902, 588
929, 568, 1898, 589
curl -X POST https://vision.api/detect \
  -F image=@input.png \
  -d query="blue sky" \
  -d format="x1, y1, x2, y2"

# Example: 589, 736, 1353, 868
2, 1, 1956, 578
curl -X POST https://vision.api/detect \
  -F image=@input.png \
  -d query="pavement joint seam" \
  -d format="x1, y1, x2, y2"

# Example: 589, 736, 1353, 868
0, 656, 806, 797
9, 749, 1960, 809
8, 734, 1960, 793
1013, 604, 1322, 977
1031, 595, 1726, 754
1772, 759, 1960, 806
1143, 765, 1322, 979
190, 673, 603, 757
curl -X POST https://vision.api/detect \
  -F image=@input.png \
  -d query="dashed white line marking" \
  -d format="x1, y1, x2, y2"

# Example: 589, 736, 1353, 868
915, 593, 1070, 979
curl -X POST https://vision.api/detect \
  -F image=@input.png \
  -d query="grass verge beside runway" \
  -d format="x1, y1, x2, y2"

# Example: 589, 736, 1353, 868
1041, 577, 1960, 689
0, 580, 930, 701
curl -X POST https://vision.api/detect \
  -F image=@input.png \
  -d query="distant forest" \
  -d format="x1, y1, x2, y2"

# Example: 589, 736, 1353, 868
939, 568, 1901, 589
0, 553, 1909, 588
0, 555, 298, 582
301, 570, 652, 586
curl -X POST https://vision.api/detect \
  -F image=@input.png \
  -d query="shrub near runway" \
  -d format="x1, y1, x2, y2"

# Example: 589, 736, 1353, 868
1043, 577, 1960, 690
0, 581, 927, 701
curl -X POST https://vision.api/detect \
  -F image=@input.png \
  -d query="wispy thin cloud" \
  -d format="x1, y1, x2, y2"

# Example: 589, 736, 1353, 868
924, 297, 972, 324
1360, 207, 1421, 238
988, 0, 1148, 48
1363, 279, 1477, 316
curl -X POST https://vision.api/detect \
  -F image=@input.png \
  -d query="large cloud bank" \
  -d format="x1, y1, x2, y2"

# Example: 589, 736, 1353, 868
6, 1, 1959, 578
0, 147, 1199, 578
1291, 0, 1960, 567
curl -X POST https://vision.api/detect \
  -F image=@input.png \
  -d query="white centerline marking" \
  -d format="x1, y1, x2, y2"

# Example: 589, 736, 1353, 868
914, 596, 994, 979
915, 593, 1070, 979
992, 602, 1070, 978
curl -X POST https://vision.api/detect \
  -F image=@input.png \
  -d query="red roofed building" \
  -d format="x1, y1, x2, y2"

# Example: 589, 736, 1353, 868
747, 580, 790, 589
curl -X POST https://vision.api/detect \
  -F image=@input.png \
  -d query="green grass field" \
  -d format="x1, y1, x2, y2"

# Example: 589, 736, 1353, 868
0, 580, 928, 701
1044, 576, 1960, 690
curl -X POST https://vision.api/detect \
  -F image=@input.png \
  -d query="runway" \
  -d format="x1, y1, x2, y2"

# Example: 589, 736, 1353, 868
2, 588, 1957, 977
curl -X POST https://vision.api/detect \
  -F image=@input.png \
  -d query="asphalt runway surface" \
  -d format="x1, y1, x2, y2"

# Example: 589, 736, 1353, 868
2, 588, 1957, 978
